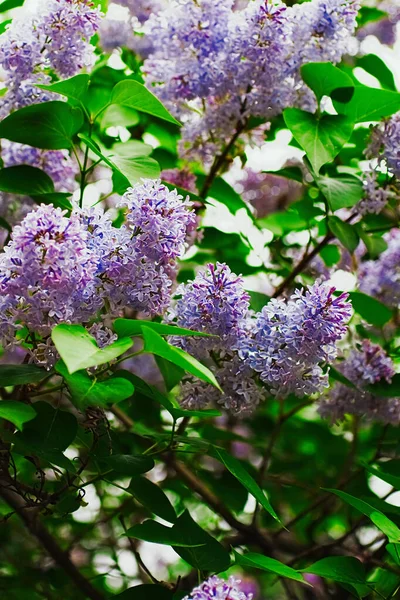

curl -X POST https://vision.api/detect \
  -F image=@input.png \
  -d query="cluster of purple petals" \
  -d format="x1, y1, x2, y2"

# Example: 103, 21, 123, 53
359, 229, 400, 309
0, 180, 195, 364
0, 0, 102, 114
183, 576, 254, 600
113, 0, 168, 24
319, 340, 400, 424
239, 282, 352, 397
143, 0, 359, 160
357, 171, 391, 215
367, 113, 400, 180
2, 141, 77, 192
358, 0, 400, 45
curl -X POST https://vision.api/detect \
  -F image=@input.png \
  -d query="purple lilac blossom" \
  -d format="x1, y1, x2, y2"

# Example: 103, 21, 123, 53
162, 169, 198, 194
357, 171, 392, 215
367, 113, 400, 180
359, 229, 400, 309
319, 340, 400, 424
143, 0, 359, 161
240, 282, 352, 397
183, 575, 254, 600
113, 0, 168, 24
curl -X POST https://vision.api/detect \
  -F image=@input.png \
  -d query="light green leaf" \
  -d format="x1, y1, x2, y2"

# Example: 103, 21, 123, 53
234, 551, 307, 584
348, 291, 393, 326
141, 326, 221, 390
317, 175, 363, 211
110, 80, 180, 125
51, 324, 133, 374
283, 109, 354, 173
114, 318, 212, 339
0, 401, 36, 431
333, 85, 400, 122
211, 446, 279, 522
37, 74, 90, 106
301, 62, 354, 102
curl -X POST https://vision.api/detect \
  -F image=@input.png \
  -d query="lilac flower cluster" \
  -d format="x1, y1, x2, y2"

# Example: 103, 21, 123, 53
143, 0, 359, 160
357, 171, 392, 215
183, 576, 253, 600
240, 283, 352, 397
319, 340, 400, 424
170, 264, 351, 414
0, 180, 195, 364
367, 113, 400, 180
359, 229, 400, 309
358, 0, 400, 45
0, 0, 102, 115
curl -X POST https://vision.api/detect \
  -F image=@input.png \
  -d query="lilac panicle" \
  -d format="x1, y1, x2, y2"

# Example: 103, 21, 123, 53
367, 113, 400, 180
183, 575, 254, 600
240, 282, 352, 397
357, 171, 391, 216
319, 340, 400, 424
359, 229, 400, 309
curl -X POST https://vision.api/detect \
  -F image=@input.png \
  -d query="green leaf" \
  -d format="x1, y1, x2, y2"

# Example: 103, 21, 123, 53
0, 101, 83, 149
14, 401, 77, 453
112, 140, 153, 158
301, 62, 354, 102
37, 74, 90, 106
195, 175, 253, 217
0, 0, 24, 13
362, 461, 400, 490
263, 166, 304, 183
114, 318, 212, 339
303, 557, 366, 585
320, 244, 341, 267
357, 54, 396, 92
329, 366, 357, 389
100, 104, 139, 129
234, 551, 307, 584
326, 489, 400, 542
0, 401, 36, 431
357, 228, 388, 259
128, 476, 176, 523
102, 455, 155, 476
368, 373, 400, 397
111, 155, 160, 185
141, 326, 221, 390
125, 520, 203, 547
333, 85, 400, 122
51, 324, 133, 374
348, 291, 393, 326
387, 544, 400, 566
328, 216, 359, 253
56, 362, 134, 410
283, 109, 354, 173
210, 446, 279, 522
317, 175, 363, 211
110, 80, 180, 125
172, 510, 231, 572
0, 166, 55, 196
0, 364, 46, 387
115, 585, 174, 600
154, 355, 184, 391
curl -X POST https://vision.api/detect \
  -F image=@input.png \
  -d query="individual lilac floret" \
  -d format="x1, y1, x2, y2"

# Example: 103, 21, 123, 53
357, 171, 391, 215
0, 205, 98, 336
171, 262, 250, 352
319, 340, 400, 424
119, 179, 196, 271
240, 282, 352, 397
359, 229, 400, 309
183, 575, 254, 600
2, 141, 77, 192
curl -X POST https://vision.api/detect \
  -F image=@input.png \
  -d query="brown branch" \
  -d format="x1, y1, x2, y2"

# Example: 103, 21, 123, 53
0, 480, 105, 600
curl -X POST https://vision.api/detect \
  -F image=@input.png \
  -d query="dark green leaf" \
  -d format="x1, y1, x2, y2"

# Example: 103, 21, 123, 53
329, 366, 357, 389
328, 216, 359, 253
283, 109, 354, 173
142, 326, 221, 390
51, 324, 133, 374
234, 551, 307, 584
172, 510, 231, 572
114, 318, 212, 339
128, 476, 176, 523
115, 585, 174, 600
387, 544, 400, 566
0, 166, 55, 196
263, 166, 304, 183
0, 101, 83, 149
210, 446, 279, 521
348, 291, 393, 326
154, 355, 184, 391
362, 462, 400, 491
30, 191, 72, 210
301, 62, 354, 102
102, 455, 155, 476
368, 373, 400, 397
333, 85, 400, 122
320, 244, 341, 267
125, 520, 202, 546
0, 0, 24, 13
317, 175, 363, 211
110, 80, 180, 125
14, 401, 77, 453
0, 364, 47, 387
303, 557, 366, 585
0, 401, 36, 430
357, 54, 396, 92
